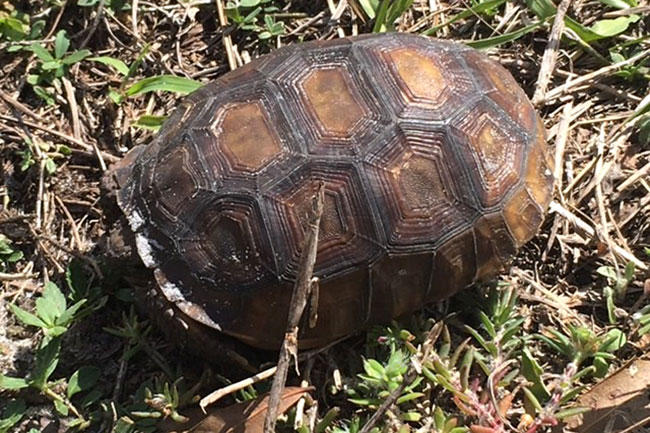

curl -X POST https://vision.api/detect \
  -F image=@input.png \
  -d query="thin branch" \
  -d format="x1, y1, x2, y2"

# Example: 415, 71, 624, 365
544, 49, 650, 102
263, 184, 325, 433
532, 0, 572, 105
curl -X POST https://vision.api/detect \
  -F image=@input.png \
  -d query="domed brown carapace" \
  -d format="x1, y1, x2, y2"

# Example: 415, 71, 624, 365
114, 32, 554, 351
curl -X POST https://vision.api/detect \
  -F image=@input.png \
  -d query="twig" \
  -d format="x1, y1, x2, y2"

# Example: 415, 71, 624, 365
0, 90, 41, 120
553, 101, 572, 194
548, 201, 647, 270
54, 195, 83, 251
132, 0, 139, 38
0, 115, 118, 164
532, 0, 572, 105
200, 366, 277, 409
79, 0, 105, 48
216, 0, 237, 71
62, 77, 81, 139
44, 0, 68, 40
616, 161, 650, 192
543, 49, 650, 102
0, 269, 36, 281
615, 414, 650, 433
263, 184, 324, 433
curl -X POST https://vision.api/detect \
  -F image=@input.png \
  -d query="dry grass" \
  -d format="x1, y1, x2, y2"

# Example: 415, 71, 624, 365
0, 0, 648, 432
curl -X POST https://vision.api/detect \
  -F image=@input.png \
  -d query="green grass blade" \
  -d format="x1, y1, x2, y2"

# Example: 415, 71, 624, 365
424, 0, 507, 35
125, 75, 202, 98
466, 20, 546, 49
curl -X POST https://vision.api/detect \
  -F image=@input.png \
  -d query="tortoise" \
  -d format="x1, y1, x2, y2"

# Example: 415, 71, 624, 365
107, 32, 554, 363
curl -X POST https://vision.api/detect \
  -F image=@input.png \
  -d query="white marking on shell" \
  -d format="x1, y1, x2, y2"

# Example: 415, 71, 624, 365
127, 209, 145, 231
135, 233, 158, 268
159, 279, 186, 303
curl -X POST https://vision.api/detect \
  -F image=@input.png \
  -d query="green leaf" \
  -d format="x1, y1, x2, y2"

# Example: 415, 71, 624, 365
478, 311, 496, 338
522, 386, 543, 412
0, 399, 26, 433
67, 366, 101, 399
126, 44, 150, 79
466, 20, 546, 49
358, 0, 380, 19
133, 115, 167, 131
54, 30, 69, 59
80, 388, 103, 407
29, 43, 54, 62
8, 251, 23, 262
31, 339, 61, 390
0, 16, 28, 41
44, 158, 57, 175
55, 299, 86, 327
315, 407, 340, 433
599, 328, 626, 352
41, 60, 62, 70
362, 358, 385, 380
9, 304, 47, 329
372, 0, 391, 32
32, 86, 55, 105
108, 88, 124, 104
590, 15, 640, 38
36, 282, 66, 325
521, 347, 550, 401
400, 411, 421, 422
53, 399, 68, 416
554, 406, 592, 419
88, 56, 130, 75
46, 326, 68, 337
593, 355, 610, 378
30, 20, 46, 39
240, 0, 261, 6
125, 75, 202, 98
396, 392, 424, 404
62, 49, 92, 65
0, 375, 29, 390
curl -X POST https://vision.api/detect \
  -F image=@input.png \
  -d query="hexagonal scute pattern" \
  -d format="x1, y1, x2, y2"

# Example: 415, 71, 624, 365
352, 34, 476, 122
449, 100, 528, 209
116, 32, 554, 351
263, 162, 380, 279
215, 101, 284, 173
364, 125, 478, 251
301, 66, 368, 137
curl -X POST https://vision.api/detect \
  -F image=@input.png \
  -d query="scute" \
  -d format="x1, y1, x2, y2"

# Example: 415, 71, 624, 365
115, 33, 554, 351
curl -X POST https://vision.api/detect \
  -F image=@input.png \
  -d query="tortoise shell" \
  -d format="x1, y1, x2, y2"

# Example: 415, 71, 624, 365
116, 32, 554, 350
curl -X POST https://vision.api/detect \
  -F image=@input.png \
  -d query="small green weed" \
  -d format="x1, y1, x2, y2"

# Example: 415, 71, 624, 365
1, 282, 103, 429
9, 281, 87, 341
348, 350, 424, 411
0, 234, 23, 271
0, 269, 109, 430
18, 137, 72, 175
597, 262, 635, 323
25, 30, 91, 104
343, 287, 628, 433
225, 0, 285, 40
357, 0, 414, 32
89, 47, 200, 129
0, 4, 45, 43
